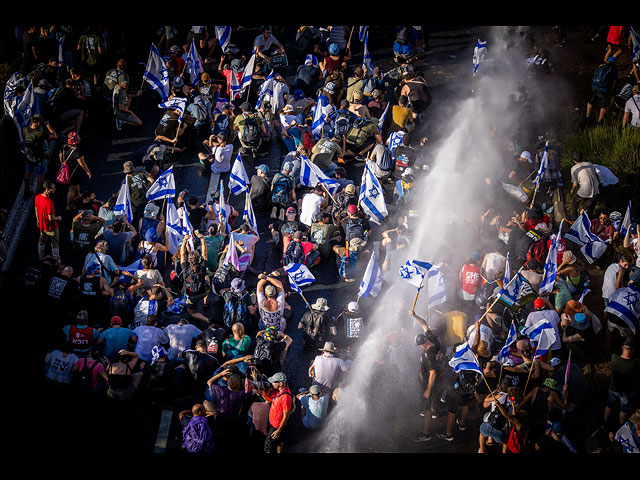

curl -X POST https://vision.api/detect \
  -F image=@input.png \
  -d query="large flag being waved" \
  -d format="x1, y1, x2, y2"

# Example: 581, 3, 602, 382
228, 154, 250, 195
361, 30, 374, 76
564, 211, 608, 264
4, 72, 24, 118
497, 272, 537, 311
243, 190, 258, 233
358, 26, 369, 42
239, 53, 257, 97
427, 264, 447, 309
284, 262, 316, 294
614, 422, 640, 453
114, 176, 134, 224
159, 96, 187, 123
399, 259, 446, 308
299, 155, 340, 195
359, 247, 383, 299
13, 82, 35, 141
215, 26, 232, 54
311, 94, 334, 139
539, 219, 564, 294
534, 141, 549, 189
473, 39, 487, 76
146, 165, 176, 201
399, 259, 431, 288
185, 39, 204, 85
256, 70, 274, 110
497, 322, 518, 364
521, 319, 558, 358
448, 342, 483, 374
604, 285, 640, 334
143, 43, 170, 102
166, 198, 184, 254
359, 161, 388, 224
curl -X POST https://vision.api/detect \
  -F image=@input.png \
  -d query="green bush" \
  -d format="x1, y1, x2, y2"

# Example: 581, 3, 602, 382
560, 121, 640, 212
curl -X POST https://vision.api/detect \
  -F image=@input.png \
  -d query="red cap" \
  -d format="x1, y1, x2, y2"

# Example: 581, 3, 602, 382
347, 204, 358, 214
534, 298, 545, 309
111, 316, 122, 326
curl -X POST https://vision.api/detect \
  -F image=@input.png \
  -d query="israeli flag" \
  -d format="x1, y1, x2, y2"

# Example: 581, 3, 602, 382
159, 96, 187, 123
284, 262, 316, 294
299, 155, 340, 195
377, 102, 389, 133
185, 38, 204, 85
13, 82, 35, 141
218, 180, 231, 234
166, 295, 187, 314
359, 26, 369, 42
521, 319, 558, 358
228, 154, 250, 195
180, 204, 195, 250
578, 288, 591, 304
497, 272, 536, 310
215, 26, 232, 53
166, 199, 184, 254
565, 212, 608, 264
239, 53, 257, 97
143, 43, 170, 102
114, 176, 134, 224
256, 69, 274, 110
3, 72, 24, 119
359, 247, 383, 299
630, 26, 640, 64
399, 260, 432, 289
534, 141, 549, 188
604, 285, 640, 334
305, 54, 319, 67
362, 30, 374, 77
311, 94, 334, 139
388, 130, 405, 157
359, 161, 388, 224
229, 66, 241, 100
146, 165, 176, 201
117, 259, 143, 275
504, 252, 511, 286
614, 422, 640, 453
243, 190, 258, 233
539, 219, 564, 294
621, 201, 632, 236
497, 322, 518, 364
58, 38, 64, 63
473, 39, 487, 76
448, 342, 483, 374
427, 264, 447, 309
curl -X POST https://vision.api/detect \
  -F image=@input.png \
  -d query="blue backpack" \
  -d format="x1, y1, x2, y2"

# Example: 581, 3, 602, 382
223, 291, 249, 328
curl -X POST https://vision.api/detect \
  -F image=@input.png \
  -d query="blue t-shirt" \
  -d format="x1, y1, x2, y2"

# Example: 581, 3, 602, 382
300, 394, 330, 429
99, 326, 136, 361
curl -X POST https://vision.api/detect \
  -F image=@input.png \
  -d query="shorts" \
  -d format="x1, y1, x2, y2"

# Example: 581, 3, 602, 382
25, 159, 46, 174
588, 89, 611, 109
39, 229, 60, 249
606, 389, 633, 414
445, 389, 474, 414
107, 384, 136, 402
264, 424, 285, 453
115, 111, 138, 124
480, 421, 507, 444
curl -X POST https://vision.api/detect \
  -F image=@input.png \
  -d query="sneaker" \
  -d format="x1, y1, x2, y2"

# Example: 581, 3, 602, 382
271, 206, 278, 219
278, 209, 285, 221
414, 434, 432, 442
437, 432, 454, 442
115, 119, 123, 131
456, 418, 467, 431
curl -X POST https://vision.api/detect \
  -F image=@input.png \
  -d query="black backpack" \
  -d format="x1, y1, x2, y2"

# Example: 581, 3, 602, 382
73, 358, 100, 393
223, 291, 249, 328
24, 265, 44, 292
212, 263, 232, 295
345, 218, 366, 244
376, 146, 395, 173
301, 309, 330, 346
110, 288, 134, 317
396, 27, 410, 46
240, 114, 260, 147
455, 370, 479, 398
183, 265, 205, 296
271, 173, 293, 205
334, 112, 351, 138
254, 331, 281, 375
591, 63, 616, 92
283, 240, 306, 266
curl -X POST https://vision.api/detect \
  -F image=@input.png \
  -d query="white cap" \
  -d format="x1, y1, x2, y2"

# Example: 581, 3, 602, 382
520, 151, 532, 162
347, 301, 359, 313
402, 167, 415, 177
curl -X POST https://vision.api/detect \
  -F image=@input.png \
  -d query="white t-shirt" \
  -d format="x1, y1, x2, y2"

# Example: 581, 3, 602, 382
570, 162, 599, 198
300, 193, 324, 226
133, 325, 169, 362
483, 252, 506, 283
524, 310, 562, 351
466, 323, 494, 351
602, 263, 622, 301
594, 164, 619, 186
164, 323, 202, 360
45, 350, 79, 384
624, 93, 640, 127
210, 144, 233, 174
254, 33, 281, 52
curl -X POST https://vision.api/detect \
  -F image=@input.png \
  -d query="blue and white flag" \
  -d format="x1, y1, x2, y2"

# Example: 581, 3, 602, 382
284, 262, 316, 294
578, 288, 591, 304
473, 39, 487, 76
299, 155, 340, 195
239, 53, 257, 97
448, 342, 483, 374
143, 43, 170, 102
166, 199, 184, 254
521, 318, 558, 358
58, 38, 64, 63
159, 96, 187, 123
228, 154, 250, 195
218, 180, 231, 234
359, 161, 388, 224
358, 26, 369, 42
534, 141, 549, 189
427, 264, 447, 309
256, 69, 274, 110
377, 102, 389, 133
605, 285, 640, 334
114, 176, 134, 224
497, 272, 537, 311
229, 65, 242, 100
3, 72, 25, 119
358, 247, 383, 299
215, 26, 232, 53
565, 212, 608, 264
504, 252, 511, 286
362, 31, 374, 77
539, 219, 564, 294
146, 165, 175, 201
305, 54, 319, 67
399, 260, 433, 289
311, 94, 334, 139
13, 82, 35, 141
185, 38, 204, 85
243, 190, 258, 233
621, 201, 632, 236
166, 295, 187, 314
630, 26, 640, 64
614, 422, 640, 453
117, 259, 143, 275
388, 130, 405, 157
180, 204, 195, 250
497, 322, 518, 364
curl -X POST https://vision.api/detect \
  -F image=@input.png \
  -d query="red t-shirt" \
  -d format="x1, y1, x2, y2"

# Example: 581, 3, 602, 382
461, 264, 482, 295
607, 26, 627, 46
34, 194, 57, 232
221, 69, 243, 96
268, 387, 293, 429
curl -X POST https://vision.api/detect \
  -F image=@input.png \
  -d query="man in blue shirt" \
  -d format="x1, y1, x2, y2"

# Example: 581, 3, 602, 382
296, 384, 330, 430
97, 315, 138, 362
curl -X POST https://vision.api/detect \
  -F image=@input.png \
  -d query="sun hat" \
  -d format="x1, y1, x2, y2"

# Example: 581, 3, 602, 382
144, 202, 160, 219
542, 377, 558, 390
319, 341, 338, 353
123, 161, 135, 174
345, 184, 356, 195
268, 372, 287, 384
562, 250, 577, 265
309, 385, 322, 395
312, 297, 330, 311
230, 277, 245, 293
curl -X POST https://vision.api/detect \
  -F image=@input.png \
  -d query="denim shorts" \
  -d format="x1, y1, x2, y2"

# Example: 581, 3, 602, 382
480, 421, 507, 444
606, 389, 633, 414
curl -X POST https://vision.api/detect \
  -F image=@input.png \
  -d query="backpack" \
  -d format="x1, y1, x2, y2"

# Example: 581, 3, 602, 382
271, 173, 293, 205
212, 262, 232, 295
302, 130, 316, 151
240, 114, 260, 147
526, 238, 548, 265
182, 416, 214, 454
56, 147, 78, 186
345, 218, 366, 244
110, 288, 134, 318
211, 114, 230, 138
223, 291, 249, 328
455, 370, 479, 397
283, 240, 306, 266
396, 27, 410, 46
254, 331, 280, 375
376, 146, 395, 172
301, 309, 330, 346
183, 265, 205, 296
47, 86, 66, 111
515, 230, 541, 260
591, 63, 615, 92
73, 358, 99, 393
334, 112, 351, 137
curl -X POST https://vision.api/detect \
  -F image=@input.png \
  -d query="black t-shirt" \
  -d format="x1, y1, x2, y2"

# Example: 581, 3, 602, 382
250, 175, 270, 209
419, 342, 440, 387
202, 326, 227, 361
181, 261, 207, 297
147, 359, 176, 389
46, 274, 78, 304
275, 219, 308, 238
187, 206, 208, 231
505, 155, 531, 184
181, 349, 220, 386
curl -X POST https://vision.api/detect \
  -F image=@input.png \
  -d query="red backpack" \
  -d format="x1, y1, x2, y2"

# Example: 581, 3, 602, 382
527, 237, 549, 265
